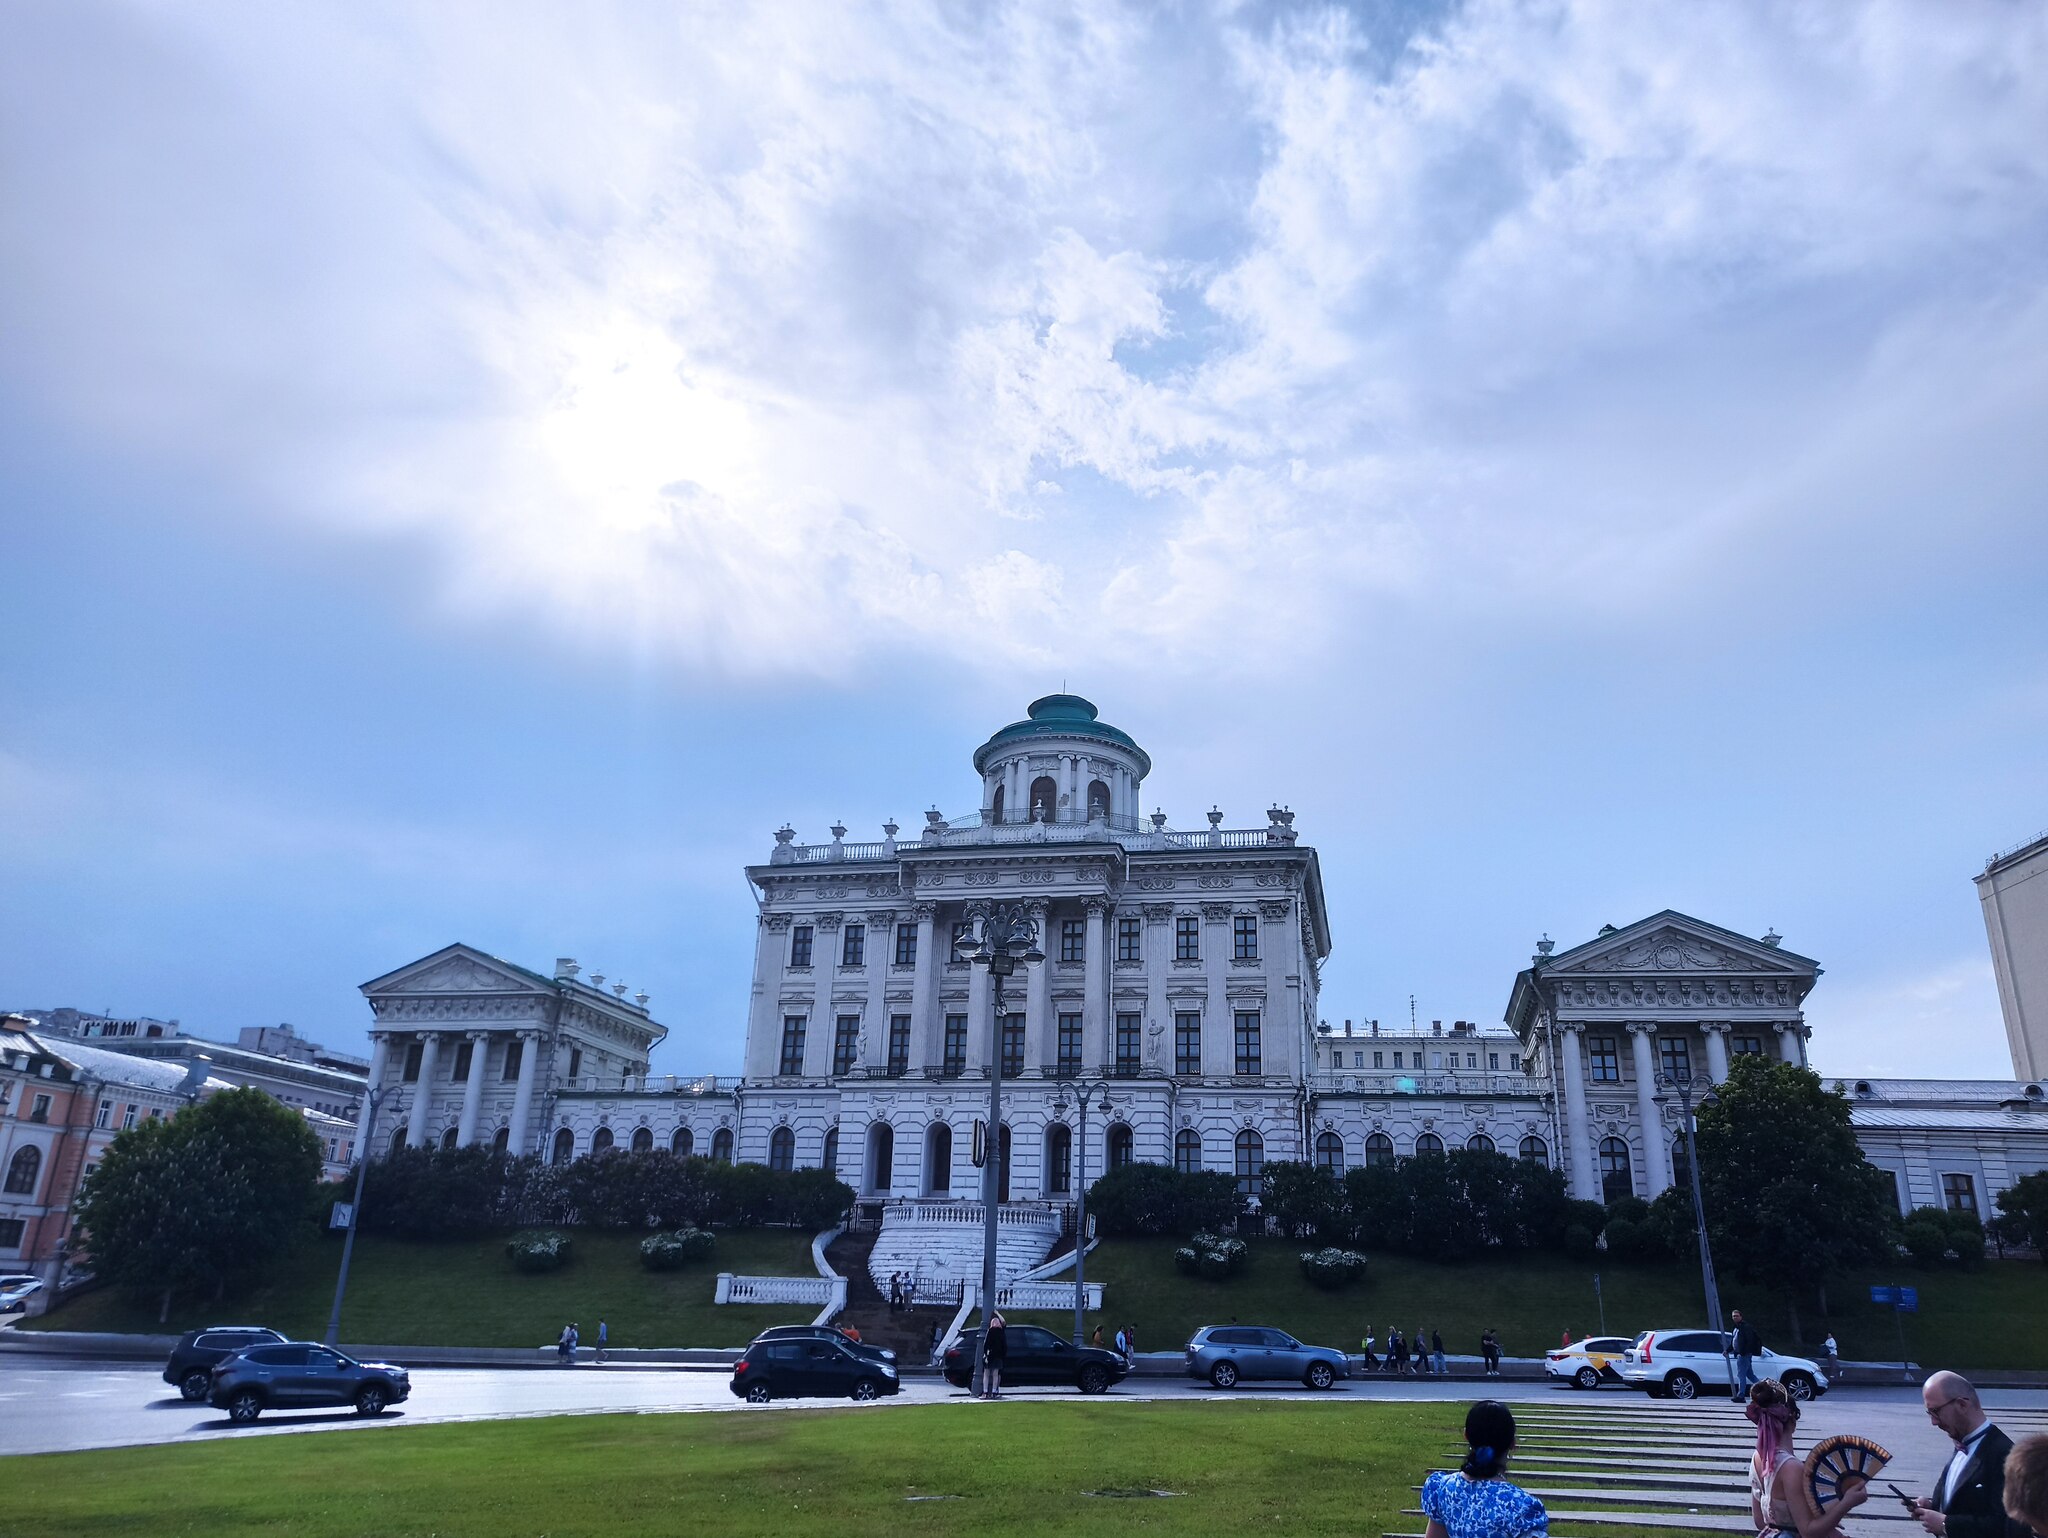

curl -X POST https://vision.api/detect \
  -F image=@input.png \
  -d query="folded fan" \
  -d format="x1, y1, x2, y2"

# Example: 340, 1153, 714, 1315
1806, 1435, 1892, 1510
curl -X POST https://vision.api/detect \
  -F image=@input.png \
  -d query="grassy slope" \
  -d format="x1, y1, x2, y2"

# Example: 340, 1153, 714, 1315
0, 1400, 1455, 1538
22, 1229, 818, 1347
1008, 1238, 2048, 1368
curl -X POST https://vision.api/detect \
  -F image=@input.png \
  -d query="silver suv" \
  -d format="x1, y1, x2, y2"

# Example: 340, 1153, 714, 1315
1185, 1325, 1351, 1390
1619, 1328, 1828, 1401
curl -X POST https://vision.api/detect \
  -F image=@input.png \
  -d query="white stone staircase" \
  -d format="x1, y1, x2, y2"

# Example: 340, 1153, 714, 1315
866, 1201, 1061, 1304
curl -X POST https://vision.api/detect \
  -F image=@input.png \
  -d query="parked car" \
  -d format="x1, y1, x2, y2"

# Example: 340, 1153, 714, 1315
162, 1326, 288, 1401
942, 1325, 1130, 1394
750, 1325, 898, 1368
1184, 1325, 1352, 1390
1545, 1335, 1637, 1390
0, 1273, 43, 1313
729, 1336, 900, 1403
208, 1342, 411, 1423
1619, 1328, 1828, 1401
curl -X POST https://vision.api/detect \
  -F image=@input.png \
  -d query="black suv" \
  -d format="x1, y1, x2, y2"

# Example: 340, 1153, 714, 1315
944, 1325, 1130, 1394
749, 1325, 898, 1368
729, 1336, 900, 1403
208, 1342, 411, 1423
163, 1326, 287, 1401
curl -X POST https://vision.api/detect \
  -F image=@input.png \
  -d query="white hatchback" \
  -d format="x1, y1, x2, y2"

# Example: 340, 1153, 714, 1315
1619, 1328, 1829, 1401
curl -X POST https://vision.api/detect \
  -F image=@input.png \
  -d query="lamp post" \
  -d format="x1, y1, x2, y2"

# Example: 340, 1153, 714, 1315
1052, 1079, 1114, 1347
956, 901, 1043, 1396
1658, 1070, 1732, 1391
324, 1086, 386, 1349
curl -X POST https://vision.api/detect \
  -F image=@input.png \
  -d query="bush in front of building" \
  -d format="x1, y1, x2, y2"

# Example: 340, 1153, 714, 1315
1900, 1205, 1986, 1269
1994, 1171, 2048, 1259
1597, 1196, 1673, 1263
506, 1229, 574, 1273
638, 1227, 717, 1271
1088, 1163, 1244, 1236
1259, 1161, 1345, 1239
1298, 1246, 1369, 1289
1174, 1232, 1249, 1279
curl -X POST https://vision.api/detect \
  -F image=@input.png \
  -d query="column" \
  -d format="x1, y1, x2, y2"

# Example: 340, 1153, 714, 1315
1557, 1021, 1598, 1201
1082, 897, 1108, 1071
456, 1032, 488, 1145
864, 909, 894, 1071
1025, 901, 1052, 1070
806, 913, 842, 1077
1005, 760, 1022, 820
406, 1032, 442, 1147
1702, 1023, 1730, 1084
357, 1034, 389, 1153
1776, 1022, 1805, 1065
507, 1031, 539, 1155
1628, 1024, 1671, 1195
910, 903, 938, 1067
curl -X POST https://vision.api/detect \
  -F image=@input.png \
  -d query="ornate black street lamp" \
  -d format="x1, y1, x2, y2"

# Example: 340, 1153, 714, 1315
1658, 1069, 1733, 1391
955, 901, 1043, 1394
1051, 1079, 1115, 1347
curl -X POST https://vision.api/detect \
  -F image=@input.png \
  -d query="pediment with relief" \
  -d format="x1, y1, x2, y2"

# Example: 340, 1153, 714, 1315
363, 945, 550, 998
1545, 914, 1811, 979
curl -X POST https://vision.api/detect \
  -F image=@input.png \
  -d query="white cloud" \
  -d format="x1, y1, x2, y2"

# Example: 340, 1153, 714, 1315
1808, 954, 2009, 1079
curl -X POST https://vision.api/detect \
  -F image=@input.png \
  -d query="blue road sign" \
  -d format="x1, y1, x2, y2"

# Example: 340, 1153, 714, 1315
1897, 1287, 1919, 1313
1870, 1285, 1895, 1305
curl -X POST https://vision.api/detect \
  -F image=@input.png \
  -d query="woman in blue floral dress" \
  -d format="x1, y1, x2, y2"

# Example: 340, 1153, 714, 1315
1423, 1402, 1548, 1538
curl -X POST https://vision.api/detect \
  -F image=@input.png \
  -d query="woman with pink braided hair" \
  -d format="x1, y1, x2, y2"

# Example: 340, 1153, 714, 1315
1748, 1378, 1869, 1538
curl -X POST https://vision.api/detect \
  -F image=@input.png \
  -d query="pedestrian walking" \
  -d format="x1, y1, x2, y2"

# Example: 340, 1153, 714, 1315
1420, 1400, 1548, 1538
1392, 1328, 1409, 1376
1433, 1328, 1447, 1377
1561, 1329, 1574, 1348
1091, 1324, 1105, 1349
980, 1311, 1007, 1399
557, 1322, 574, 1365
1125, 1324, 1138, 1365
927, 1319, 942, 1362
1416, 1323, 1432, 1376
1822, 1332, 1839, 1380
1481, 1327, 1501, 1378
1729, 1309, 1762, 1401
596, 1320, 608, 1364
1361, 1329, 1379, 1373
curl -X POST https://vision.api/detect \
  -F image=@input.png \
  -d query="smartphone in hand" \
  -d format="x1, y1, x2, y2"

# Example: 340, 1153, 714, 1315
1887, 1483, 1920, 1516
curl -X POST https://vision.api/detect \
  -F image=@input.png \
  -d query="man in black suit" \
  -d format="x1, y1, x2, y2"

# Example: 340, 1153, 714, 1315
1916, 1370, 2020, 1538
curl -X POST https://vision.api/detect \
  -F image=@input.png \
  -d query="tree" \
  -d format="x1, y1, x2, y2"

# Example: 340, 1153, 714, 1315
1087, 1163, 1242, 1236
1995, 1171, 2048, 1260
74, 1087, 322, 1321
1692, 1055, 1894, 1340
1258, 1161, 1342, 1239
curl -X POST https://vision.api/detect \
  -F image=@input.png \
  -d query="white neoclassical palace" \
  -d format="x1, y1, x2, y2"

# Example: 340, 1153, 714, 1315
353, 696, 2048, 1224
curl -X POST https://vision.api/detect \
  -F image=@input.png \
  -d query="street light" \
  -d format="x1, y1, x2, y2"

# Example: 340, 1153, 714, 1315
1658, 1069, 1733, 1392
324, 1086, 386, 1349
955, 901, 1043, 1395
1051, 1079, 1114, 1347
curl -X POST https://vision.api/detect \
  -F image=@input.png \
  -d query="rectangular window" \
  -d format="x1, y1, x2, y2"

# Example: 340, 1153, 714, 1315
402, 1042, 423, 1082
1465, 1052, 1477, 1069
1373, 1051, 1384, 1069
1233, 914, 1258, 961
0, 1218, 25, 1247
1509, 1052, 1521, 1071
1391, 1051, 1403, 1069
1430, 1052, 1443, 1070
95, 1099, 112, 1129
1060, 919, 1085, 964
1659, 1037, 1692, 1082
1174, 1012, 1202, 1075
502, 1039, 523, 1080
1352, 1051, 1364, 1068
1732, 1035, 1764, 1057
841, 924, 865, 968
1115, 1013, 1142, 1076
789, 925, 814, 968
943, 1014, 968, 1076
451, 1041, 474, 1081
1000, 1013, 1025, 1078
1588, 1037, 1621, 1082
567, 1047, 582, 1080
1117, 916, 1141, 962
1175, 916, 1200, 962
779, 1016, 808, 1076
1942, 1173, 1978, 1214
833, 1015, 860, 1076
1057, 1013, 1083, 1077
894, 923, 917, 966
1488, 1052, 1500, 1070
122, 1105, 139, 1130
887, 1015, 911, 1077
30, 1093, 51, 1123
1234, 1012, 1262, 1076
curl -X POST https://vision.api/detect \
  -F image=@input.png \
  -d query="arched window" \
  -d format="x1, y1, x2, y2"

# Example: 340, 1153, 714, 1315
672, 1126, 693, 1157
1046, 1123, 1072, 1194
1364, 1133, 1396, 1167
493, 1127, 510, 1153
1518, 1135, 1548, 1166
709, 1127, 734, 1164
1599, 1136, 1633, 1200
1670, 1131, 1691, 1186
590, 1127, 614, 1155
1087, 779, 1111, 819
389, 1127, 409, 1158
867, 1122, 893, 1193
1316, 1130, 1345, 1174
440, 1127, 458, 1151
821, 1126, 839, 1176
1106, 1122, 1133, 1171
1029, 774, 1059, 821
551, 1128, 575, 1165
3, 1145, 41, 1196
926, 1122, 952, 1195
1235, 1128, 1265, 1201
991, 784, 1006, 824
1466, 1132, 1496, 1154
768, 1126, 795, 1172
1415, 1132, 1444, 1157
1174, 1128, 1203, 1173
631, 1126, 653, 1153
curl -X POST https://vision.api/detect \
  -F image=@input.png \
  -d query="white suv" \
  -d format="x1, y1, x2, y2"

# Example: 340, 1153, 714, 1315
1619, 1328, 1828, 1401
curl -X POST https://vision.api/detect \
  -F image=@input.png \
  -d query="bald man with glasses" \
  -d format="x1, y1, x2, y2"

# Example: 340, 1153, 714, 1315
1916, 1371, 2023, 1538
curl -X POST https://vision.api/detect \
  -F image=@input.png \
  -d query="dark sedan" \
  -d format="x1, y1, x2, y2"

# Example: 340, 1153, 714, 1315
729, 1337, 900, 1403
749, 1325, 898, 1368
943, 1325, 1130, 1394
162, 1326, 287, 1402
209, 1342, 411, 1423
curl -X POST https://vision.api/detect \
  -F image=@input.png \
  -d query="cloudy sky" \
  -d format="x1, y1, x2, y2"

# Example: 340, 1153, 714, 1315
4, 2, 2045, 1078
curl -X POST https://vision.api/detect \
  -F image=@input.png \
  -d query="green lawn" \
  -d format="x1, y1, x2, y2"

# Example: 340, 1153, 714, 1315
0, 1400, 1457, 1537
1009, 1238, 2048, 1369
22, 1228, 819, 1347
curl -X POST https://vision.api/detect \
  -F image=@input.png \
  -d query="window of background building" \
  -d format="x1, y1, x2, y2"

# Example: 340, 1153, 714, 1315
1117, 917, 1141, 962
1415, 1132, 1444, 1156
1233, 914, 1258, 960
841, 923, 865, 968
0, 1218, 24, 1247
1659, 1037, 1691, 1081
1942, 1172, 1978, 1213
779, 1017, 807, 1076
1001, 1013, 1025, 1078
1599, 1136, 1632, 1199
501, 1039, 523, 1081
822, 1126, 839, 1176
1365, 1132, 1395, 1167
1175, 1127, 1202, 1173
1107, 1123, 1134, 1170
894, 923, 917, 966
4, 1146, 41, 1196
402, 1042, 423, 1081
1060, 919, 1085, 964
1316, 1130, 1344, 1174
1057, 1013, 1083, 1077
122, 1105, 139, 1130
943, 1014, 967, 1076
1465, 1052, 1477, 1068
1588, 1037, 1620, 1082
1391, 1051, 1403, 1069
887, 1015, 911, 1077
1353, 1051, 1364, 1068
1733, 1034, 1764, 1057
1234, 1128, 1264, 1200
1509, 1052, 1521, 1070
790, 925, 814, 968
29, 1093, 51, 1123
1115, 1013, 1142, 1076
567, 1047, 582, 1080
95, 1099, 112, 1129
833, 1016, 860, 1076
768, 1127, 795, 1172
1519, 1134, 1548, 1166
1373, 1051, 1384, 1068
1174, 1012, 1201, 1075
451, 1041, 474, 1081
1234, 1012, 1262, 1075
1488, 1052, 1500, 1070
1175, 916, 1199, 961
1047, 1123, 1072, 1193
710, 1128, 733, 1163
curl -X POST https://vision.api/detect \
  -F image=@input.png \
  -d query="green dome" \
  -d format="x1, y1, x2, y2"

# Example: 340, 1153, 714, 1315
973, 695, 1150, 777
